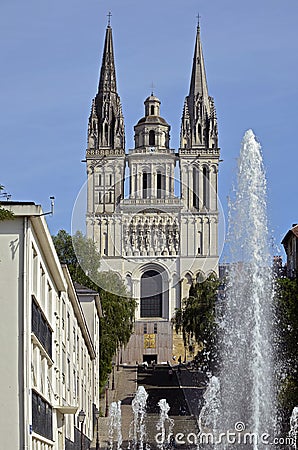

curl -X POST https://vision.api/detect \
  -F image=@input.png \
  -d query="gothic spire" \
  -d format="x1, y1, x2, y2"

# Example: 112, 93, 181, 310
180, 24, 218, 150
98, 24, 117, 95
189, 24, 209, 109
87, 23, 125, 154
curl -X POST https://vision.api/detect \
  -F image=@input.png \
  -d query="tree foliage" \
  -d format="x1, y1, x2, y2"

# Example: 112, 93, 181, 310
174, 273, 220, 371
0, 185, 14, 221
275, 276, 298, 423
52, 229, 136, 390
53, 230, 101, 289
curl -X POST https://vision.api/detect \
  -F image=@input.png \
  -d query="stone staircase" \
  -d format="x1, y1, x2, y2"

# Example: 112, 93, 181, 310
91, 365, 201, 449
144, 413, 199, 449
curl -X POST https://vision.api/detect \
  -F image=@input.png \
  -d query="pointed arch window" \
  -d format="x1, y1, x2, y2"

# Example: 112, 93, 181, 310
104, 123, 109, 145
203, 166, 210, 209
193, 166, 199, 209
198, 124, 202, 143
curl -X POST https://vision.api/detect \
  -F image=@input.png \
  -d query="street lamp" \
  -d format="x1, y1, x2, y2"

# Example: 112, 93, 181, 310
117, 347, 120, 371
105, 382, 109, 417
78, 409, 86, 450
95, 408, 100, 450
112, 362, 115, 390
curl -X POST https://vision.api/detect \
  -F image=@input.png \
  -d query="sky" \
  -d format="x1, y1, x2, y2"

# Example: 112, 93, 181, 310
1, 0, 298, 261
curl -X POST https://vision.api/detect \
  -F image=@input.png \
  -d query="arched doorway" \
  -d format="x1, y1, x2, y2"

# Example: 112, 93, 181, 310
140, 270, 162, 318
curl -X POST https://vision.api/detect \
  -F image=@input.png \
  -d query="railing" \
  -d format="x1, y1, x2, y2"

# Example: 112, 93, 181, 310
32, 434, 54, 450
32, 296, 52, 359
179, 148, 220, 156
86, 148, 125, 157
121, 197, 182, 206
128, 147, 176, 154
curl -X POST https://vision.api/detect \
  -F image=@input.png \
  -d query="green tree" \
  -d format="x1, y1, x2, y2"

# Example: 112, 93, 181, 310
0, 185, 14, 221
53, 229, 102, 289
52, 230, 136, 390
275, 276, 298, 426
174, 273, 220, 371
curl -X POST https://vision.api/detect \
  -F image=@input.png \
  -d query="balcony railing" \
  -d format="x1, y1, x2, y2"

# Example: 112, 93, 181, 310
32, 296, 52, 359
128, 147, 176, 154
86, 148, 125, 157
179, 147, 220, 156
121, 197, 182, 206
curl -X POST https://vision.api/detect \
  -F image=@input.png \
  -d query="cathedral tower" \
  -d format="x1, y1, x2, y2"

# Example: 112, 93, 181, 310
86, 24, 125, 250
180, 23, 219, 213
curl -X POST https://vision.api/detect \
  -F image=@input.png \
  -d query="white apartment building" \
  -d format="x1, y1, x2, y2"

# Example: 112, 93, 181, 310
0, 202, 102, 450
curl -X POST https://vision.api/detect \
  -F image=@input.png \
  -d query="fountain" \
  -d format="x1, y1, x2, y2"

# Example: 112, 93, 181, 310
211, 129, 276, 449
109, 401, 123, 450
198, 376, 221, 438
289, 407, 298, 449
156, 399, 175, 449
129, 386, 149, 450
108, 130, 277, 449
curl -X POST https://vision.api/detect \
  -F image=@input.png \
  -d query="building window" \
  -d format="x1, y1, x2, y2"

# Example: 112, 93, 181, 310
198, 123, 202, 142
105, 123, 109, 144
141, 270, 163, 318
103, 232, 108, 256
150, 105, 155, 115
62, 299, 65, 330
143, 172, 147, 195
67, 358, 71, 391
154, 323, 158, 334
40, 265, 45, 304
62, 348, 66, 385
142, 172, 151, 199
198, 231, 202, 255
47, 282, 52, 318
67, 312, 70, 341
135, 173, 138, 196
32, 246, 38, 295
73, 328, 76, 355
203, 166, 210, 208
143, 324, 147, 334
32, 296, 52, 358
149, 130, 155, 146
157, 173, 162, 199
193, 166, 199, 209
73, 370, 76, 398
157, 172, 165, 199
32, 390, 53, 441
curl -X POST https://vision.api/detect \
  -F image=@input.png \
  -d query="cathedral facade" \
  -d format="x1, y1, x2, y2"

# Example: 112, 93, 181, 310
85, 22, 220, 364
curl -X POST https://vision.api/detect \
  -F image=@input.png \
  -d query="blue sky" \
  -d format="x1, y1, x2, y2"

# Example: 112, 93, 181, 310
1, 0, 298, 260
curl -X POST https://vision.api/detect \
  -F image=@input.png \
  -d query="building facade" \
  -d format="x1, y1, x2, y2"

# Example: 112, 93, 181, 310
282, 223, 298, 278
0, 202, 102, 450
85, 23, 220, 363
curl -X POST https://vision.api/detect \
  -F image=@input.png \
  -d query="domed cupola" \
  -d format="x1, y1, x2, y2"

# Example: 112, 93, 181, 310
134, 94, 171, 150
144, 94, 161, 117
